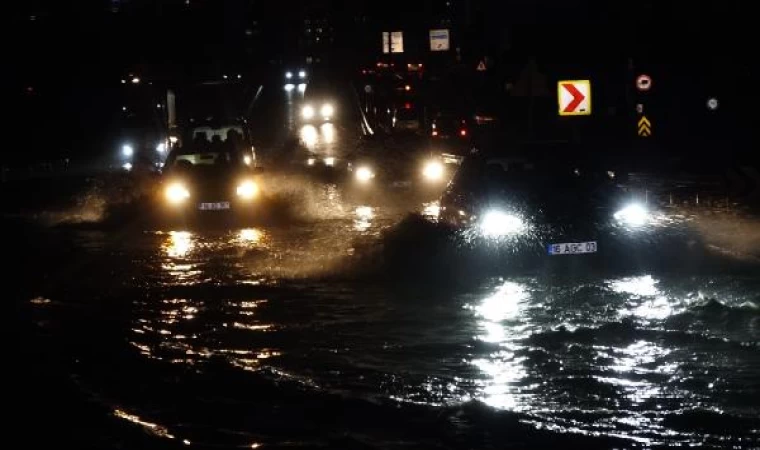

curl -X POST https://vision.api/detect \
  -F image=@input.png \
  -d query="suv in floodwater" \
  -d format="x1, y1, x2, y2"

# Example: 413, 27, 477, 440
158, 126, 261, 224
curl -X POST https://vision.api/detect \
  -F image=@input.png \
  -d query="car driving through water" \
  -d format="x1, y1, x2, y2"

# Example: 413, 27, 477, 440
439, 150, 662, 261
345, 141, 461, 203
158, 126, 261, 225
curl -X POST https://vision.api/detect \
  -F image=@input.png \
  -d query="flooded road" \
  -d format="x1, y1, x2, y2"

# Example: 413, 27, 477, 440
8, 189, 760, 449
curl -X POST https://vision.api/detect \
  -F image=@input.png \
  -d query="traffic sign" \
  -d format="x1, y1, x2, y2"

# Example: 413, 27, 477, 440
557, 80, 591, 116
638, 115, 652, 137
382, 31, 404, 54
636, 74, 652, 92
707, 97, 719, 111
429, 29, 450, 51
476, 60, 487, 72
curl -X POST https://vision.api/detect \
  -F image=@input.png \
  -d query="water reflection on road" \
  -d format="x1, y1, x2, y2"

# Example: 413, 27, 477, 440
20, 206, 760, 449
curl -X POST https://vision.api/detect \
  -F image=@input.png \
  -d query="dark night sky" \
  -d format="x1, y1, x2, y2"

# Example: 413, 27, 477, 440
6, 0, 755, 163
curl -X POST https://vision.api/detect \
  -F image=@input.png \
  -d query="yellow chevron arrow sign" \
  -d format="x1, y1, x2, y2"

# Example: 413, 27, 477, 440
638, 115, 651, 137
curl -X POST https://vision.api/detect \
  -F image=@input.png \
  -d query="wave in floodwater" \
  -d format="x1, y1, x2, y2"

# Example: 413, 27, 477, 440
137, 207, 760, 288
19, 204, 760, 449
30, 272, 758, 449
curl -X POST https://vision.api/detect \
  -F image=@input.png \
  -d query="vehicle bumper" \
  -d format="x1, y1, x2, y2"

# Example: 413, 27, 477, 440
158, 199, 259, 227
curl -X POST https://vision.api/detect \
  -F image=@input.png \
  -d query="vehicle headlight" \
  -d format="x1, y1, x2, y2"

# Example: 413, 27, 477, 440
480, 210, 526, 237
321, 103, 334, 118
122, 144, 134, 157
165, 182, 190, 204
422, 160, 444, 181
324, 157, 336, 167
614, 203, 649, 227
236, 180, 258, 200
355, 166, 374, 183
285, 71, 293, 79
298, 70, 307, 79
302, 105, 315, 120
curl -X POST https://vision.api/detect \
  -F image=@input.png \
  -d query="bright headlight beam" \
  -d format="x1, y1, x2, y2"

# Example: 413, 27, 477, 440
122, 144, 134, 157
480, 210, 526, 237
298, 70, 307, 79
302, 105, 315, 120
614, 203, 649, 227
236, 180, 258, 199
166, 183, 190, 204
321, 103, 334, 118
355, 166, 374, 183
422, 160, 444, 181
285, 71, 293, 79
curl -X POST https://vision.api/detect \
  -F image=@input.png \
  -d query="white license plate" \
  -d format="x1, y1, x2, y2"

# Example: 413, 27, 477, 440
198, 202, 230, 211
392, 180, 412, 188
548, 241, 598, 256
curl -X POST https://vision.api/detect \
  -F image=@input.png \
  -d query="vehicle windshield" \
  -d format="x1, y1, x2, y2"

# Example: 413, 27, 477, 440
434, 113, 462, 130
168, 151, 235, 168
395, 108, 417, 121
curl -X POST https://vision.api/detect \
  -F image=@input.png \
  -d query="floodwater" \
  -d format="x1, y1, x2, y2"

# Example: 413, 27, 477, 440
8, 184, 760, 449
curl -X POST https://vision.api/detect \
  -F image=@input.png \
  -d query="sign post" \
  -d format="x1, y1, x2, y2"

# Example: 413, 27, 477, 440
635, 74, 653, 138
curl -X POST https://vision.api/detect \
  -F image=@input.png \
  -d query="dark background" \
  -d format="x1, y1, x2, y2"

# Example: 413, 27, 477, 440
6, 0, 755, 166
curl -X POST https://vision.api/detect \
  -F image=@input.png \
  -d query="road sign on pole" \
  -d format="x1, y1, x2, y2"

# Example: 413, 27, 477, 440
429, 29, 450, 51
557, 80, 591, 116
636, 74, 652, 92
638, 115, 652, 137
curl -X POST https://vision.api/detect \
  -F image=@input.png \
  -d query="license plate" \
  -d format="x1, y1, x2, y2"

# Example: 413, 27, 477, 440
198, 202, 230, 211
392, 180, 412, 188
548, 241, 597, 256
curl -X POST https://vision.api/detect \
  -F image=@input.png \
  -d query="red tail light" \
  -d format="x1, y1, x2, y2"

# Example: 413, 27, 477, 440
432, 130, 439, 137
459, 129, 467, 137
404, 102, 412, 109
